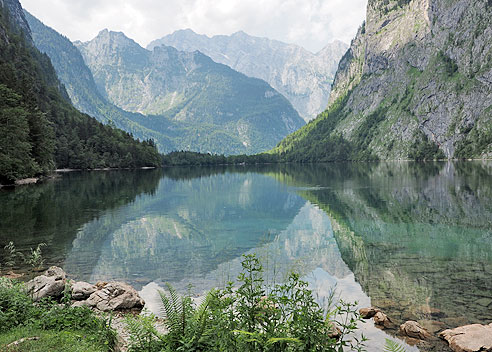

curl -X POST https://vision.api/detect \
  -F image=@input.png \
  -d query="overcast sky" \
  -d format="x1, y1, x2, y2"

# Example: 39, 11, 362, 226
20, 0, 367, 53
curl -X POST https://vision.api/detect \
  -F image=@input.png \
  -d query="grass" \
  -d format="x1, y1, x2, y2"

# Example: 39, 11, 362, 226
0, 278, 116, 352
0, 327, 108, 352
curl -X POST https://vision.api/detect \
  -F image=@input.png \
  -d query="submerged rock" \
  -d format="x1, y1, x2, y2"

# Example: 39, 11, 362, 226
399, 321, 431, 340
359, 307, 381, 319
374, 311, 394, 329
439, 323, 492, 352
326, 322, 342, 340
26, 266, 66, 301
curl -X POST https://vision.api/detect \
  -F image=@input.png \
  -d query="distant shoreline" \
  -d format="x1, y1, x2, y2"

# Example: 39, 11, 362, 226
0, 167, 158, 188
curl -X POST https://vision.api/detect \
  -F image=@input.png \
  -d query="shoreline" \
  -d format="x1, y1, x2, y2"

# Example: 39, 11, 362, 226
0, 167, 158, 189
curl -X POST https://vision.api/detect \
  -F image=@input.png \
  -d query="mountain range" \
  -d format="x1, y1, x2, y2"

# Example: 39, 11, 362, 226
25, 13, 306, 155
149, 29, 347, 122
275, 0, 492, 161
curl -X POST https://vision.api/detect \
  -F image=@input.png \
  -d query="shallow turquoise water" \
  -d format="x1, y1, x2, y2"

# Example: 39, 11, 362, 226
1, 162, 492, 351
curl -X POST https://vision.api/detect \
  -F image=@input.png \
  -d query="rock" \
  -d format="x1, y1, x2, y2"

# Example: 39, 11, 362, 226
71, 281, 96, 301
25, 266, 66, 301
14, 178, 38, 185
439, 324, 492, 352
359, 307, 381, 319
83, 282, 145, 312
147, 30, 348, 123
475, 297, 492, 307
327, 322, 342, 340
374, 311, 394, 329
399, 321, 431, 340
2, 271, 24, 279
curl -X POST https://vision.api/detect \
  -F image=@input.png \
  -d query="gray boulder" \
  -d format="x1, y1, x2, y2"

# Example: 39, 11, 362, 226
80, 282, 145, 312
71, 281, 96, 300
26, 266, 66, 301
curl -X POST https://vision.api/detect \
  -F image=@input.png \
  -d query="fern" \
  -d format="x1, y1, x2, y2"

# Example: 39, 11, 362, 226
384, 338, 406, 352
159, 283, 186, 335
158, 284, 215, 350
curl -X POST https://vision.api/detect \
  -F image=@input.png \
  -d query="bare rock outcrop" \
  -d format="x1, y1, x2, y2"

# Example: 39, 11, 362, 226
25, 266, 66, 301
74, 282, 145, 312
71, 281, 96, 300
25, 267, 145, 312
439, 323, 492, 352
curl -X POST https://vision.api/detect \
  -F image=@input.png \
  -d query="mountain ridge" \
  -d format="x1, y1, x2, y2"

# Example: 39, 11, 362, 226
75, 28, 304, 154
274, 0, 492, 161
26, 14, 305, 155
148, 29, 348, 122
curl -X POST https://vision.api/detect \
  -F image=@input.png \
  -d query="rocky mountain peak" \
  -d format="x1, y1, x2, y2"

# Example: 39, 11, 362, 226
149, 29, 347, 122
0, 0, 30, 36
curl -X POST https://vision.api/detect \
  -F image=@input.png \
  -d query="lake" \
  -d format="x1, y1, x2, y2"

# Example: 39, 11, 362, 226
1, 162, 492, 351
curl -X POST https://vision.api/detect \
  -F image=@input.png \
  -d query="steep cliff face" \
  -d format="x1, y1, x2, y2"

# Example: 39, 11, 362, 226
0, 0, 30, 35
277, 0, 492, 161
148, 29, 347, 122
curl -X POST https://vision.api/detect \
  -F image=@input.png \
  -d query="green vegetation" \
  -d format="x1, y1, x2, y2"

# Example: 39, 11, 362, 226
408, 130, 445, 160
0, 4, 161, 184
383, 339, 407, 352
125, 254, 365, 352
0, 278, 116, 351
1, 241, 47, 271
272, 92, 353, 162
162, 151, 280, 166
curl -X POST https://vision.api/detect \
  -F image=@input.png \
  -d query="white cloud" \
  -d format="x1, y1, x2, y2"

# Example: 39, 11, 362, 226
20, 0, 366, 52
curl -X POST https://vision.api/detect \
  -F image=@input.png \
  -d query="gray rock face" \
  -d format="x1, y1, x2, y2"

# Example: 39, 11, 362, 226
0, 0, 30, 36
78, 282, 145, 312
148, 29, 348, 122
26, 266, 66, 301
305, 0, 492, 159
439, 323, 492, 352
71, 281, 96, 300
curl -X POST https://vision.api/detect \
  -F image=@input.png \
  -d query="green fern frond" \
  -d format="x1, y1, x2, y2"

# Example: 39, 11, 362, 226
159, 284, 186, 334
384, 339, 406, 352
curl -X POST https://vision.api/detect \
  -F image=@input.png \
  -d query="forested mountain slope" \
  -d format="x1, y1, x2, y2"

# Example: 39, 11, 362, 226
0, 0, 161, 184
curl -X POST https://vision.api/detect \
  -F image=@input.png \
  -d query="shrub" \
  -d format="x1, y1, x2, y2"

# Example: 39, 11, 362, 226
126, 254, 366, 352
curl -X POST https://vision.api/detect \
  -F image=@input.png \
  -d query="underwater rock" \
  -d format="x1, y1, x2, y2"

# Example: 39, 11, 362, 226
439, 323, 492, 352
399, 321, 431, 340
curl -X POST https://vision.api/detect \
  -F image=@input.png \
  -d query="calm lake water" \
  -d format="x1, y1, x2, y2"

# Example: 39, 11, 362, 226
1, 162, 492, 351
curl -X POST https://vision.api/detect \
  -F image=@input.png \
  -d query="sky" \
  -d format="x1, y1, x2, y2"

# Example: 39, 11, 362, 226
20, 0, 367, 53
